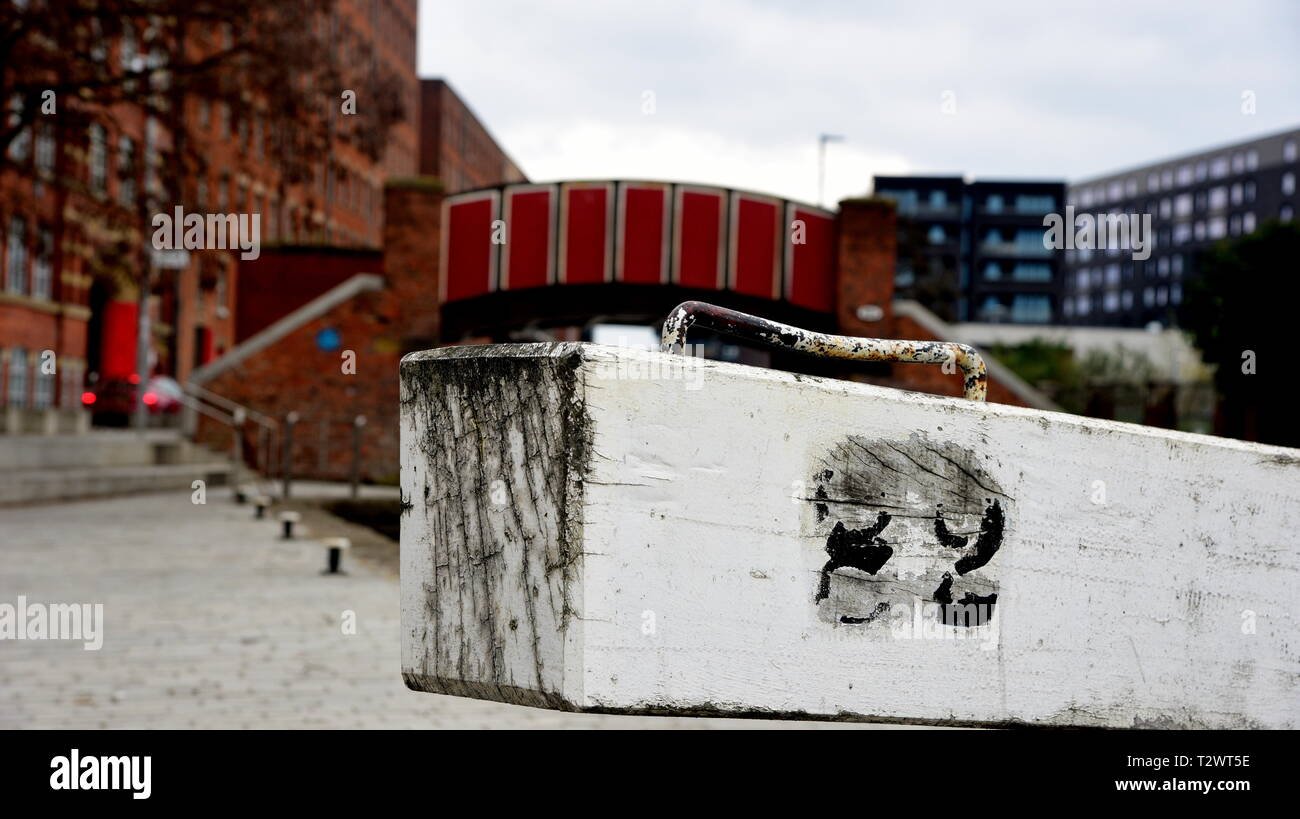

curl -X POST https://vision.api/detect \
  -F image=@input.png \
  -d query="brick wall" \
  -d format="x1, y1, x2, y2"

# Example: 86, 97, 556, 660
198, 182, 444, 481
235, 248, 383, 343
833, 196, 1034, 408
418, 80, 526, 192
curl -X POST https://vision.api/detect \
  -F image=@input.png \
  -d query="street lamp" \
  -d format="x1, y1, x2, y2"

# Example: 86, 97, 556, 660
818, 133, 845, 208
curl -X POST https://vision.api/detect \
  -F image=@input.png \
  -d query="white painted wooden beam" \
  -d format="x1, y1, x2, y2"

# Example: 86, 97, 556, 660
399, 342, 1300, 727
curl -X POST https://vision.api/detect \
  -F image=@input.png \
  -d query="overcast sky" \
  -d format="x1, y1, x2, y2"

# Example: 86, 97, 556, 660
418, 0, 1300, 205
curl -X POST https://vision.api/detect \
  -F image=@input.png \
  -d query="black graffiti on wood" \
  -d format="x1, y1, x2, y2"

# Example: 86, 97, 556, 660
936, 500, 1004, 575
814, 511, 894, 604
809, 432, 1010, 628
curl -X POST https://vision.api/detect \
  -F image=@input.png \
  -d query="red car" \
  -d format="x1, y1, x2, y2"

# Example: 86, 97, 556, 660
82, 375, 184, 426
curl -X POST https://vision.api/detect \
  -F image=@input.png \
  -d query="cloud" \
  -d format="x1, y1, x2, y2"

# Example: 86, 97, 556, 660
419, 0, 1300, 187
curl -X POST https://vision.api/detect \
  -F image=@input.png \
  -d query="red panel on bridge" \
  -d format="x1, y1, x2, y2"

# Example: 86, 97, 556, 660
100, 300, 138, 378
675, 188, 725, 289
617, 184, 669, 284
730, 194, 781, 299
443, 193, 498, 302
560, 184, 612, 284
786, 206, 836, 311
502, 186, 553, 290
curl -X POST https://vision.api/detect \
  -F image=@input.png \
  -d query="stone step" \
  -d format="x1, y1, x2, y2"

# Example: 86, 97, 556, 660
0, 462, 234, 506
0, 430, 218, 470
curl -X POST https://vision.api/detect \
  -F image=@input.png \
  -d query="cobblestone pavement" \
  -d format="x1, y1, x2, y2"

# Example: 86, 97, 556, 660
0, 489, 901, 729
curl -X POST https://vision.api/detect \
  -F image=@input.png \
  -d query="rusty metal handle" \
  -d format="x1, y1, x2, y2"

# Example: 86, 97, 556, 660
659, 301, 987, 402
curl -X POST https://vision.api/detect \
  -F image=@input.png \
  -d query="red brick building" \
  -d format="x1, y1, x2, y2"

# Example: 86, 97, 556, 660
0, 0, 418, 427
418, 79, 526, 193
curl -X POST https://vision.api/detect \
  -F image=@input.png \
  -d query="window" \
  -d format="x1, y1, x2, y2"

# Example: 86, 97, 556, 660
117, 135, 135, 207
927, 225, 947, 244
983, 261, 1002, 280
1283, 172, 1296, 196
1246, 150, 1259, 171
1282, 205, 1295, 223
1245, 181, 1256, 202
1195, 161, 1208, 182
1172, 255, 1184, 276
1173, 223, 1191, 244
1176, 165, 1193, 186
1208, 216, 1226, 239
31, 228, 51, 299
34, 122, 54, 173
1171, 283, 1182, 305
7, 348, 28, 408
1103, 291, 1120, 313
1161, 169, 1174, 188
1147, 172, 1160, 192
1108, 181, 1123, 201
1231, 183, 1243, 206
1010, 294, 1052, 324
1159, 198, 1172, 219
1105, 263, 1120, 286
1209, 186, 1227, 210
928, 190, 948, 209
33, 361, 54, 409
1125, 179, 1138, 198
895, 260, 914, 287
1157, 257, 1169, 276
1015, 194, 1055, 213
1174, 193, 1193, 217
6, 94, 30, 162
1011, 263, 1052, 282
1229, 214, 1241, 235
1243, 212, 1257, 233
1076, 294, 1091, 316
1285, 140, 1298, 163
1211, 156, 1229, 178
88, 124, 107, 196
1194, 221, 1205, 241
5, 217, 26, 294
1143, 287, 1154, 307
1122, 290, 1134, 310
1232, 152, 1245, 173
1076, 269, 1090, 290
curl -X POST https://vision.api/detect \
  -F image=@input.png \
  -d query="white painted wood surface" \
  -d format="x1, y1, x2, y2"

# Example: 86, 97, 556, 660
400, 343, 1300, 727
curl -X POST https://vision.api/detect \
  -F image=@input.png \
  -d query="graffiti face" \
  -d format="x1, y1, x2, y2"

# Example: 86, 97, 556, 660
808, 432, 1011, 629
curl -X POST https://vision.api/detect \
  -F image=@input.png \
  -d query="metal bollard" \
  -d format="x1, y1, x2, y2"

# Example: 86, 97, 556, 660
279, 510, 301, 539
320, 537, 351, 575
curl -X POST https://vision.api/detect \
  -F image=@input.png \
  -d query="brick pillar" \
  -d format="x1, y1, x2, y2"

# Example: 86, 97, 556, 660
383, 180, 445, 346
835, 198, 896, 337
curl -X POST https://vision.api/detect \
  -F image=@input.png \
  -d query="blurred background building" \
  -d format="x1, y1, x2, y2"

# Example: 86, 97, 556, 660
872, 175, 1065, 325
1062, 126, 1300, 328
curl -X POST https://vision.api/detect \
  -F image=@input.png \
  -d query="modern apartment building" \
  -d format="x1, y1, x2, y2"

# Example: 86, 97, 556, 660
873, 176, 1065, 324
1062, 126, 1300, 327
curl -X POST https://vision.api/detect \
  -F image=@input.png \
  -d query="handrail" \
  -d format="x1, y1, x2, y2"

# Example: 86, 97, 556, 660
660, 300, 988, 402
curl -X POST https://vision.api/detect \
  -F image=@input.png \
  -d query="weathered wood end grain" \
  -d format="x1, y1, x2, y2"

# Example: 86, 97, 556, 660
400, 343, 589, 709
